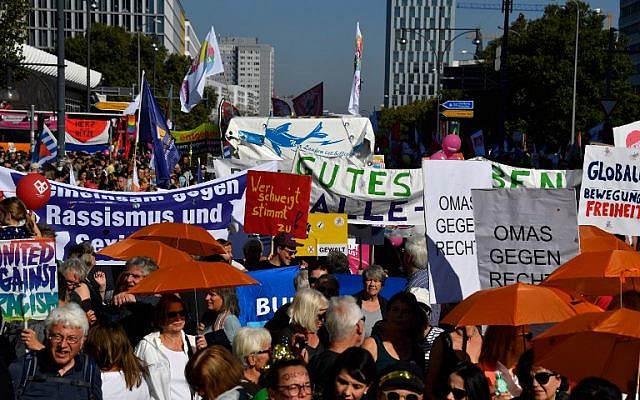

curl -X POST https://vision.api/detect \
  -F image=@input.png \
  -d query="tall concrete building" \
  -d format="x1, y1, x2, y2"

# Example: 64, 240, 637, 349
214, 37, 274, 116
385, 0, 479, 108
26, 0, 199, 59
620, 0, 640, 90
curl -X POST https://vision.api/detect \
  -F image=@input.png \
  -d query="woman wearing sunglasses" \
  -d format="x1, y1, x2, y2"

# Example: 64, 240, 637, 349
445, 362, 491, 400
513, 350, 568, 400
232, 327, 272, 396
135, 295, 207, 400
377, 362, 424, 400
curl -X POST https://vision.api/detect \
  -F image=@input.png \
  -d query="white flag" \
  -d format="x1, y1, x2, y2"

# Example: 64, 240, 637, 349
348, 22, 363, 116
180, 26, 224, 113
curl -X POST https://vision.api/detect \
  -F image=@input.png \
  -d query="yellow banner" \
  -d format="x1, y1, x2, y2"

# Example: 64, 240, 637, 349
297, 213, 348, 256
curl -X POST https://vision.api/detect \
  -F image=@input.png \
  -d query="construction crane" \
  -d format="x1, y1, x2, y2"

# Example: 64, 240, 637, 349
456, 2, 557, 12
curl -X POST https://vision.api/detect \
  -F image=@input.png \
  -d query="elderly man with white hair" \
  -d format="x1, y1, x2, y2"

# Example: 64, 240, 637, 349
308, 295, 366, 397
9, 302, 102, 399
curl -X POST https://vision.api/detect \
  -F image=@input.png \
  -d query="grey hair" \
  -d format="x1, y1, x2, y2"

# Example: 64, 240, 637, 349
326, 295, 364, 342
288, 288, 328, 332
125, 256, 158, 276
294, 269, 309, 291
404, 235, 428, 270
45, 302, 89, 336
59, 258, 88, 281
232, 327, 272, 368
362, 264, 387, 286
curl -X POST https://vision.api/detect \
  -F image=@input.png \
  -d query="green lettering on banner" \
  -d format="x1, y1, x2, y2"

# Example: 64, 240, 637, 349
393, 172, 411, 197
319, 162, 339, 187
540, 172, 563, 189
510, 170, 530, 188
346, 167, 364, 193
369, 171, 386, 196
492, 165, 507, 188
295, 155, 315, 175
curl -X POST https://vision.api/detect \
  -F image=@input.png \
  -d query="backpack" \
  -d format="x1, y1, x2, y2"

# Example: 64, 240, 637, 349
15, 351, 96, 400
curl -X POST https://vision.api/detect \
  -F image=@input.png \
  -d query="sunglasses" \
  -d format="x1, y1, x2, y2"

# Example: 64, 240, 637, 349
253, 348, 271, 355
445, 387, 467, 400
383, 392, 420, 400
533, 372, 557, 385
166, 310, 187, 319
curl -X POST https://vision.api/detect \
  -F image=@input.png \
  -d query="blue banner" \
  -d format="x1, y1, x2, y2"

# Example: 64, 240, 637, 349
238, 266, 407, 325
0, 165, 279, 259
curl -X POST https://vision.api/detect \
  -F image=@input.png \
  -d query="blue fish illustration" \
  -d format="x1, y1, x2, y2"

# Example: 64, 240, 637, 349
266, 122, 343, 156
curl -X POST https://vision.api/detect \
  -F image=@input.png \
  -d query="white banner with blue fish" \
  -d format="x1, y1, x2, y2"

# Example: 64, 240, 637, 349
224, 117, 375, 166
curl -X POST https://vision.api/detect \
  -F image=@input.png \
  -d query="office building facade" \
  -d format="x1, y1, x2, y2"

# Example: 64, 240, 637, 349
26, 0, 198, 59
384, 0, 459, 108
214, 37, 274, 116
620, 0, 640, 90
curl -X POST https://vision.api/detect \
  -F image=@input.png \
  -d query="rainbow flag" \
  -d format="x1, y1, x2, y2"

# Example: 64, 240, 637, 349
180, 26, 224, 113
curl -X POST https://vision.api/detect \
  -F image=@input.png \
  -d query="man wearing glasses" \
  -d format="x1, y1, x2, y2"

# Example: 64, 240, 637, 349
8, 303, 102, 399
259, 233, 303, 269
267, 359, 313, 400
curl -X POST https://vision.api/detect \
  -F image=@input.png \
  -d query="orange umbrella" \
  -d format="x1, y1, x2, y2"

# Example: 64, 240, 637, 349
97, 238, 193, 266
533, 308, 640, 394
128, 222, 226, 256
440, 283, 602, 327
128, 261, 259, 294
543, 250, 640, 296
579, 225, 633, 252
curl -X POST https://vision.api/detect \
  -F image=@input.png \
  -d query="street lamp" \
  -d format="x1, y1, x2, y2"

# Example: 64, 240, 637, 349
152, 42, 159, 92
569, 0, 580, 146
398, 27, 482, 138
86, 0, 97, 112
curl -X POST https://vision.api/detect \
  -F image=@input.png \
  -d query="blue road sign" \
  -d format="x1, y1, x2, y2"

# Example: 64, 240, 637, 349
442, 100, 474, 110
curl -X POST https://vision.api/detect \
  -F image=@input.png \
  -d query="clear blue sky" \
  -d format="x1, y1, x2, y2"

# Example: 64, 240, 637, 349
183, 0, 620, 116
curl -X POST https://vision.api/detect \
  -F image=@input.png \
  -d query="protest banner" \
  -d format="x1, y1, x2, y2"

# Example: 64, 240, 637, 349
491, 162, 582, 189
0, 163, 277, 259
579, 145, 640, 235
172, 123, 221, 156
473, 188, 579, 289
613, 120, 640, 148
423, 160, 492, 304
244, 171, 312, 237
237, 266, 406, 325
296, 213, 348, 256
0, 239, 58, 321
293, 150, 424, 225
211, 159, 293, 178
347, 239, 370, 274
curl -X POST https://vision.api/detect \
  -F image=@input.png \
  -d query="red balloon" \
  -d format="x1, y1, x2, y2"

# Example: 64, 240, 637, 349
16, 173, 51, 210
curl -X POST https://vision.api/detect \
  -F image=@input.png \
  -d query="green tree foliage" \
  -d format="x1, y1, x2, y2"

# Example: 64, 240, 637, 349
485, 2, 640, 148
0, 0, 29, 84
378, 2, 640, 154
65, 23, 215, 130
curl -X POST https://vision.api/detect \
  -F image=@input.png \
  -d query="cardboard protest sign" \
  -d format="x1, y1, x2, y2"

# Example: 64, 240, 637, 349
613, 120, 640, 148
473, 188, 579, 289
293, 150, 424, 225
423, 160, 492, 304
296, 213, 348, 256
492, 162, 582, 189
0, 239, 58, 321
579, 145, 640, 235
244, 171, 312, 237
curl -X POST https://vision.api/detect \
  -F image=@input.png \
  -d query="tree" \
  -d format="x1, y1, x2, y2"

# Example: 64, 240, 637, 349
483, 2, 640, 150
64, 24, 215, 130
0, 0, 29, 89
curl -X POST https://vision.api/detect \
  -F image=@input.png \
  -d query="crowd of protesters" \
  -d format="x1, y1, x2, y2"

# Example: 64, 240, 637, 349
0, 216, 627, 400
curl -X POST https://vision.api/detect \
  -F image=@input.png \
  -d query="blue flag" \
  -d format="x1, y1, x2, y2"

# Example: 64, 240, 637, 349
139, 75, 179, 186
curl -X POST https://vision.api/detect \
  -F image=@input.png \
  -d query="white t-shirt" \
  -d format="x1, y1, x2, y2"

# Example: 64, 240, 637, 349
101, 370, 151, 400
159, 344, 192, 400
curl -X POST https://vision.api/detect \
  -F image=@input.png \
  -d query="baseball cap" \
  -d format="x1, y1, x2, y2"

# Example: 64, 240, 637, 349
379, 362, 425, 393
273, 232, 302, 249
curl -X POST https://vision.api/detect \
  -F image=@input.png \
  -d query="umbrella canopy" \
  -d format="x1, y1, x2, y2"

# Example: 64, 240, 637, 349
128, 222, 226, 256
440, 282, 602, 327
533, 308, 640, 394
579, 225, 633, 252
543, 250, 640, 295
128, 261, 259, 294
97, 238, 193, 266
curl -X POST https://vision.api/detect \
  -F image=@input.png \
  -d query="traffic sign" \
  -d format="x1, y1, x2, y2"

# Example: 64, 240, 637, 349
600, 98, 617, 117
441, 109, 474, 118
442, 100, 474, 110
